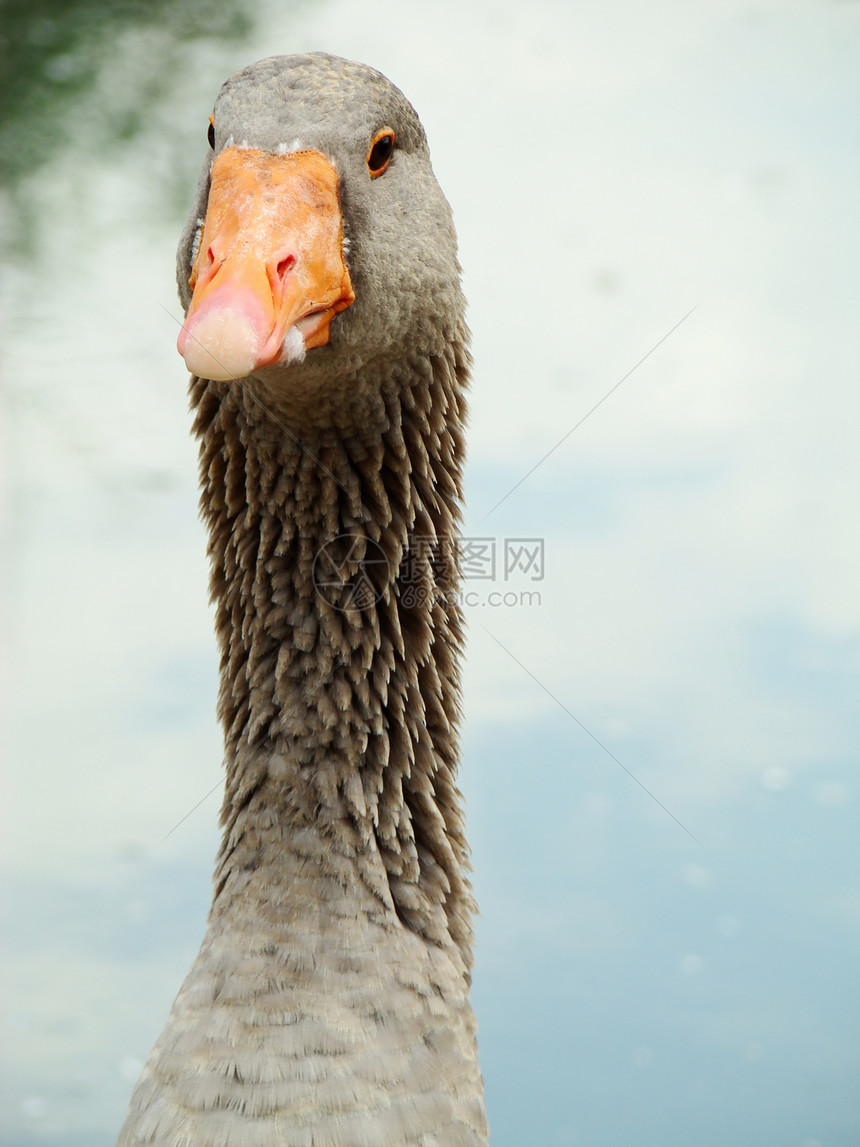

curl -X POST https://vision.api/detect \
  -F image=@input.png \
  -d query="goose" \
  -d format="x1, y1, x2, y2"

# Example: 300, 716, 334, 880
118, 53, 489, 1146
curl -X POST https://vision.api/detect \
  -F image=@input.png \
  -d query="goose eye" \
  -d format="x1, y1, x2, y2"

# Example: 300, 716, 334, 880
366, 129, 394, 178
207, 117, 215, 149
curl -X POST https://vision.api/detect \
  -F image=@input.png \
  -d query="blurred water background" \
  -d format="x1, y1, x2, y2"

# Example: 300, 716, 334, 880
2, 1, 859, 1144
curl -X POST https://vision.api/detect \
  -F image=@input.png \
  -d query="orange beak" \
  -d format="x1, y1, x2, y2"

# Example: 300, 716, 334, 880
177, 147, 355, 381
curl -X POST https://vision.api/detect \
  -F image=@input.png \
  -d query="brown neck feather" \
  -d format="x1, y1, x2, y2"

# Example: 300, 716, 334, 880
189, 333, 475, 968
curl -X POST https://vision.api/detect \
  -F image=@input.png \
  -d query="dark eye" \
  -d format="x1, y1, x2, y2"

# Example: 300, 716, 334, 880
366, 129, 395, 178
207, 118, 215, 149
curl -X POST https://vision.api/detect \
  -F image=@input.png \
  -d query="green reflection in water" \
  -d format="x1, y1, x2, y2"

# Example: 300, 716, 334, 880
1, 0, 255, 189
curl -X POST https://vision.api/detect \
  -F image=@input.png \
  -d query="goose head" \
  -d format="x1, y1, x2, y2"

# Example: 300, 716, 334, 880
176, 52, 462, 426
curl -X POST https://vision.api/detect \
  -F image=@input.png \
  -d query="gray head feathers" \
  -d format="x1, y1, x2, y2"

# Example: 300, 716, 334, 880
177, 53, 463, 432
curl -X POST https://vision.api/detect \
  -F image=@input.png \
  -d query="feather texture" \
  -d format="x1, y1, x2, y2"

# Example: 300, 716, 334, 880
118, 52, 488, 1146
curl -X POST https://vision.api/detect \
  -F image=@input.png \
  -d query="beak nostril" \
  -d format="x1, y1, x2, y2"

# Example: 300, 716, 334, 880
276, 254, 296, 280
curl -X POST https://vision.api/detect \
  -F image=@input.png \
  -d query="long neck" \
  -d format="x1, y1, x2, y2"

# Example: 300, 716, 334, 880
189, 337, 474, 966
